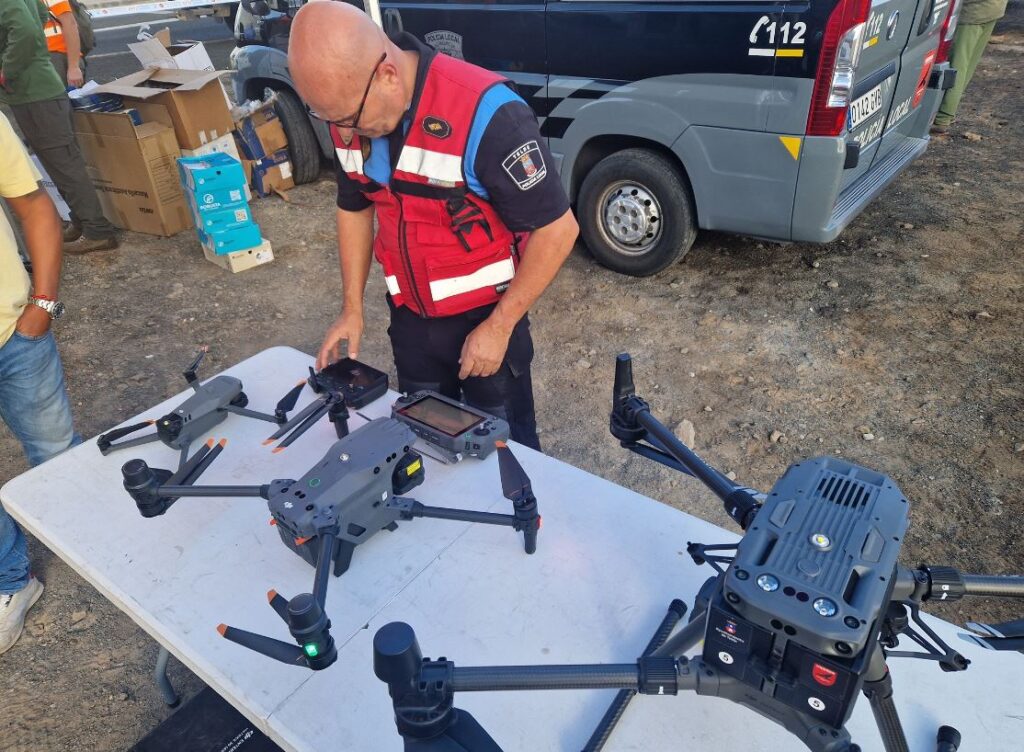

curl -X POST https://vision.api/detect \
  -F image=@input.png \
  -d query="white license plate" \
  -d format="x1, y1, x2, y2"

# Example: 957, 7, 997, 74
849, 85, 883, 129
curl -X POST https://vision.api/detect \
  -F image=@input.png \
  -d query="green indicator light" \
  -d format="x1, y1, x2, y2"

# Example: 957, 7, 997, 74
308, 478, 321, 488
304, 643, 319, 657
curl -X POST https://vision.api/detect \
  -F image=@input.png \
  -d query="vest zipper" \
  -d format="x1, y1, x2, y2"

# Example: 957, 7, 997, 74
393, 191, 428, 316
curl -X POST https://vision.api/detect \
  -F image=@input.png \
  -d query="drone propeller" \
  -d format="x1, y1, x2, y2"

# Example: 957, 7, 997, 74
495, 442, 540, 555
274, 379, 308, 423
965, 618, 1024, 639
217, 623, 307, 665
496, 441, 533, 503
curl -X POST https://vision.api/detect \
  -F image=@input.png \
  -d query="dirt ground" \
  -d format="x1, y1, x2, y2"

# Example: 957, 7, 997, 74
2, 13, 1023, 752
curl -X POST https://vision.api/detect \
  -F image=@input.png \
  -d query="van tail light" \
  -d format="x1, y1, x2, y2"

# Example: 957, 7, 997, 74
936, 0, 962, 64
806, 0, 872, 136
912, 50, 937, 108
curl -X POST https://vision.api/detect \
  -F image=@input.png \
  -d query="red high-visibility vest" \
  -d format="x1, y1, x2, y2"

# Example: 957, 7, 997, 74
331, 53, 519, 318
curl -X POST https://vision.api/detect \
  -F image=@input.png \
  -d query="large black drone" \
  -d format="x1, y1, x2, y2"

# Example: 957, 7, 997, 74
372, 354, 1024, 752
120, 417, 540, 669
96, 348, 339, 473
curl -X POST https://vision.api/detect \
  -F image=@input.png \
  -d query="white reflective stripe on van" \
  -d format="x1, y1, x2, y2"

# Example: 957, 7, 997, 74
336, 147, 364, 175
384, 275, 401, 296
429, 259, 515, 302
396, 146, 463, 184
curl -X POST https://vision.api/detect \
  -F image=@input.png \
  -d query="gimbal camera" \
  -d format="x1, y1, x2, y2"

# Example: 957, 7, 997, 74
372, 354, 1024, 752
119, 418, 540, 670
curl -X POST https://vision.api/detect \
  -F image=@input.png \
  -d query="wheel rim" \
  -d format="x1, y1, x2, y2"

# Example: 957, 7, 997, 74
597, 181, 664, 256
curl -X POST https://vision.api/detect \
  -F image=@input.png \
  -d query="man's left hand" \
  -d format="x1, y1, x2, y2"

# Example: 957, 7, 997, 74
15, 304, 51, 338
459, 319, 512, 380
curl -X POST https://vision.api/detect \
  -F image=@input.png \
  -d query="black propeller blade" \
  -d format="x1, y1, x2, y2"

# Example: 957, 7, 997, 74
100, 420, 154, 445
496, 441, 533, 503
966, 618, 1024, 639
217, 624, 307, 665
275, 380, 307, 422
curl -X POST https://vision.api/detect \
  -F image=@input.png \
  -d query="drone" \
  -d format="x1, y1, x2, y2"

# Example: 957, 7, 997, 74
372, 354, 1024, 752
97, 351, 390, 473
119, 417, 540, 670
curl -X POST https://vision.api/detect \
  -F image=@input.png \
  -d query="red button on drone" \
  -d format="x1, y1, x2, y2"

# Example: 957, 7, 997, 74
812, 663, 838, 687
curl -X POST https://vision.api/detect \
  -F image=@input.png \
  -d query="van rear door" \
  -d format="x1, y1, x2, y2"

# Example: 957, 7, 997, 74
869, 0, 946, 163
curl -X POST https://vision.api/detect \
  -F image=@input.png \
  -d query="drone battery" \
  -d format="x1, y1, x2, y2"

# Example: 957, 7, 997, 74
312, 358, 389, 408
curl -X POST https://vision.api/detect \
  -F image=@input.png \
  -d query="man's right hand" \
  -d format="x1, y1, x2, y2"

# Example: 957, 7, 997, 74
316, 309, 364, 370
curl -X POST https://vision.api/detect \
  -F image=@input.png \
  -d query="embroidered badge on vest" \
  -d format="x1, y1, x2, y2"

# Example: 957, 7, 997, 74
422, 116, 452, 139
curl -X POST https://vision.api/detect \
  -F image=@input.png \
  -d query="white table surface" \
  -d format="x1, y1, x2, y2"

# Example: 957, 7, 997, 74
3, 346, 1021, 752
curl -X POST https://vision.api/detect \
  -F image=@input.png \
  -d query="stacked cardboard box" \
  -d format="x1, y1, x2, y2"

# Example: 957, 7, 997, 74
178, 153, 273, 272
233, 102, 295, 197
73, 105, 191, 236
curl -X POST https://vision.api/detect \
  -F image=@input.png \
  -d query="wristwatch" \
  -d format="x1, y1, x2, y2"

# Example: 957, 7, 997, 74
29, 295, 66, 321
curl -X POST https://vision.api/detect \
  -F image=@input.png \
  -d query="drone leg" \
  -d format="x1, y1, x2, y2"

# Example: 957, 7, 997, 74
333, 539, 357, 577
651, 610, 707, 658
862, 651, 909, 752
312, 532, 337, 607
583, 600, 688, 752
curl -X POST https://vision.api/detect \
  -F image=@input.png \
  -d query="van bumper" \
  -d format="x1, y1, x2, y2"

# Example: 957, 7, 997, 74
791, 63, 951, 243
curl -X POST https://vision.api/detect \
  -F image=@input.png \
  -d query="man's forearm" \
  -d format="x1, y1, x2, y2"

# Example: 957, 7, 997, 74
487, 209, 578, 333
60, 14, 81, 70
336, 206, 375, 314
12, 190, 62, 297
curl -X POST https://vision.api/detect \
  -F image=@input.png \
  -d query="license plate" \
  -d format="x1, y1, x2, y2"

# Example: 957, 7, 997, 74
849, 85, 883, 129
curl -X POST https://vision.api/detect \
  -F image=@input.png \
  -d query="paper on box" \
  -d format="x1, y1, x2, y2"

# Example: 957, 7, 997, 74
128, 37, 215, 72
29, 156, 71, 221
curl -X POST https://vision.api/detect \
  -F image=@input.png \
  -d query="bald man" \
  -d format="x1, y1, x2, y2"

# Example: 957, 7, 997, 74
289, 3, 577, 451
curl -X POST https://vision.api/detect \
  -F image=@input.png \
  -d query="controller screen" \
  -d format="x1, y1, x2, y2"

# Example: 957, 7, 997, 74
398, 396, 484, 437
321, 358, 383, 389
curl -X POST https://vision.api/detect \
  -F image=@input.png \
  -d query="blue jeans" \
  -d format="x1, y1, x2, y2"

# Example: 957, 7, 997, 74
0, 330, 81, 594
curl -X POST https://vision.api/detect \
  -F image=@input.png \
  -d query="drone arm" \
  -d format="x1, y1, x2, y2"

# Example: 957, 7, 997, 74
156, 484, 271, 498
222, 404, 280, 424
311, 530, 336, 609
270, 399, 333, 451
400, 500, 517, 527
265, 396, 327, 443
97, 422, 160, 455
898, 565, 1024, 603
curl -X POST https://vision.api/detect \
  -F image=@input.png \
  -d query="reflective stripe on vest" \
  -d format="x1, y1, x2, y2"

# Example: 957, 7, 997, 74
44, 23, 62, 38
395, 146, 463, 185
384, 275, 401, 296
429, 258, 515, 302
336, 146, 364, 176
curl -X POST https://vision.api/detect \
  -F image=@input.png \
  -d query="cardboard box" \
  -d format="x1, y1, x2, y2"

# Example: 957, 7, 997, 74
181, 132, 242, 162
178, 152, 248, 194
73, 107, 191, 236
251, 149, 294, 197
201, 222, 263, 255
29, 155, 71, 221
202, 238, 274, 272
191, 202, 254, 236
97, 69, 233, 150
128, 31, 215, 72
234, 104, 288, 161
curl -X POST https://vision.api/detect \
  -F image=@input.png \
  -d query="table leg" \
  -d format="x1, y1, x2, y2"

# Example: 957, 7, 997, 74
154, 646, 180, 708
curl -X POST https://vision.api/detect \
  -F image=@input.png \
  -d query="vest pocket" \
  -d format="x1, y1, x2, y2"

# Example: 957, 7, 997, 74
424, 243, 516, 311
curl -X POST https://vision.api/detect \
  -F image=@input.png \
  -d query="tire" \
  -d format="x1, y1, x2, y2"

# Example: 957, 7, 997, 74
269, 87, 322, 185
577, 148, 697, 277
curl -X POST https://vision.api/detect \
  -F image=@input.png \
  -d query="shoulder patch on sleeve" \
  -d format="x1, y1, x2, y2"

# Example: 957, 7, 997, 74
501, 140, 547, 191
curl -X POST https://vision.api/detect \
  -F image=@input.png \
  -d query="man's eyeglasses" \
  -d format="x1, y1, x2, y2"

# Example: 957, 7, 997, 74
309, 52, 388, 130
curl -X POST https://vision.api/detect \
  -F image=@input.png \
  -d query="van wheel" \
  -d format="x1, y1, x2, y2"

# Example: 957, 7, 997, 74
577, 148, 697, 277
268, 88, 321, 185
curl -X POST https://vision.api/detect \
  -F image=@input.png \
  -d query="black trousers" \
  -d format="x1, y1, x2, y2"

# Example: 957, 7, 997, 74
387, 296, 540, 451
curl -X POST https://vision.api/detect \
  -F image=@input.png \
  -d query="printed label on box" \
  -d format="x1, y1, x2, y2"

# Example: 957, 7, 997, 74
234, 209, 248, 222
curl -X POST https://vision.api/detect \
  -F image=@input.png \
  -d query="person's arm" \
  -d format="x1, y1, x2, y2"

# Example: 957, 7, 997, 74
316, 206, 376, 369
459, 210, 577, 379
456, 91, 579, 379
56, 11, 83, 88
6, 188, 63, 337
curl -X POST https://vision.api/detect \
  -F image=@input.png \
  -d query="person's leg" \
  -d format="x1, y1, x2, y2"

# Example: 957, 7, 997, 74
387, 297, 462, 398
934, 21, 999, 128
8, 98, 117, 243
0, 330, 80, 467
0, 505, 29, 596
459, 315, 540, 451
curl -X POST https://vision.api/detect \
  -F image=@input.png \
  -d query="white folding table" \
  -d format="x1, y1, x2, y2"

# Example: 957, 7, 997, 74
3, 347, 1020, 751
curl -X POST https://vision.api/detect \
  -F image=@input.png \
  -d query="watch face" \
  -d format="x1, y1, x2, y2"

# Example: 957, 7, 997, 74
51, 301, 66, 320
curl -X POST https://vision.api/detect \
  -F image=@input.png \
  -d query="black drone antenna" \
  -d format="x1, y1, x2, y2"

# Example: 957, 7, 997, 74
183, 346, 209, 389
218, 531, 338, 670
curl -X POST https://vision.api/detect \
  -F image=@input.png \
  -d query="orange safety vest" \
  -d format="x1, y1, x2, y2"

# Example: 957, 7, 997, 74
40, 0, 71, 55
331, 54, 519, 318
